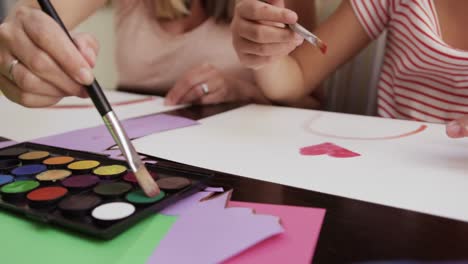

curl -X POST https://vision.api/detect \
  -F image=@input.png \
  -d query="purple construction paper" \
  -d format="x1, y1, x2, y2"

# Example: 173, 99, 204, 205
31, 114, 197, 154
160, 191, 213, 216
149, 191, 284, 264
0, 141, 17, 149
101, 149, 148, 161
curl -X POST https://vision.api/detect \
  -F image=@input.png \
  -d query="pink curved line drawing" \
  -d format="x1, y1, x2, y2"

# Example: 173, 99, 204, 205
302, 114, 428, 140
47, 96, 157, 109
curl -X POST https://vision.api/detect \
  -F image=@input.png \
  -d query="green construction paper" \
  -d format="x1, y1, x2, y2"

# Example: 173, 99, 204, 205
0, 210, 176, 264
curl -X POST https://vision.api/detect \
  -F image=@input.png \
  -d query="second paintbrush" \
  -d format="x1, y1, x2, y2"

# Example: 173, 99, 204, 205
259, 0, 327, 54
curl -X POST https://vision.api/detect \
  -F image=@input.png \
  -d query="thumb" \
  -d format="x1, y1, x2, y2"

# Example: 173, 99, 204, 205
72, 32, 100, 68
446, 117, 468, 138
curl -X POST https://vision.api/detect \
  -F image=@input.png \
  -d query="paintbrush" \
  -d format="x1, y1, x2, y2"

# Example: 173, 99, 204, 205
37, 0, 160, 197
259, 0, 327, 54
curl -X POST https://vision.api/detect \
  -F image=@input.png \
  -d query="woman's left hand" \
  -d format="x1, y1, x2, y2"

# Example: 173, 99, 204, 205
446, 116, 468, 138
164, 63, 246, 105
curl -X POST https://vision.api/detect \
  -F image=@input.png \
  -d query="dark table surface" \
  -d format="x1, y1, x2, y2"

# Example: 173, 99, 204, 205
3, 101, 467, 263
162, 103, 468, 264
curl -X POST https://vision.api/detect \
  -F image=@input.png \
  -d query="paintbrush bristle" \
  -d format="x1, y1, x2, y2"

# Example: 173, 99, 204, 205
134, 165, 160, 197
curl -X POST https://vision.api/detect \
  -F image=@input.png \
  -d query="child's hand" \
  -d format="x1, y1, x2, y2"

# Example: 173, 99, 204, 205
446, 117, 468, 138
231, 0, 304, 69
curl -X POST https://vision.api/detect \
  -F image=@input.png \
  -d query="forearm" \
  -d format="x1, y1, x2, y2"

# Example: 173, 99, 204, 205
254, 1, 372, 104
253, 55, 306, 105
248, 0, 321, 105
11, 0, 107, 29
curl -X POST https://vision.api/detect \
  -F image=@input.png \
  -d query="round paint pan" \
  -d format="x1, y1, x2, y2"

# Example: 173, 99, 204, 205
93, 182, 132, 198
0, 180, 40, 202
27, 186, 68, 208
58, 193, 102, 218
0, 159, 21, 173
0, 147, 28, 159
93, 165, 127, 179
0, 175, 14, 186
36, 170, 72, 183
123, 171, 158, 185
67, 160, 100, 174
91, 202, 135, 226
18, 151, 50, 164
156, 177, 192, 192
11, 164, 47, 179
61, 175, 100, 191
125, 190, 165, 206
43, 156, 75, 168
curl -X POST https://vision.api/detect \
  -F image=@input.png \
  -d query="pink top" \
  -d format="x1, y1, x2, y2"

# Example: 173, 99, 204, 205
114, 0, 253, 92
351, 0, 468, 123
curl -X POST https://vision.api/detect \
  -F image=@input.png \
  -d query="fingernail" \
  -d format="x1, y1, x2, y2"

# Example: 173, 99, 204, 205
78, 68, 94, 85
447, 121, 462, 138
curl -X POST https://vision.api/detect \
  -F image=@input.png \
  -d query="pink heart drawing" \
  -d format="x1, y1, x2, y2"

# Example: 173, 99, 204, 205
300, 142, 360, 158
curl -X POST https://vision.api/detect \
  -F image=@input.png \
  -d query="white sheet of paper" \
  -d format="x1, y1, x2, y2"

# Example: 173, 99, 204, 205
55, 90, 150, 106
1, 90, 186, 141
134, 104, 468, 222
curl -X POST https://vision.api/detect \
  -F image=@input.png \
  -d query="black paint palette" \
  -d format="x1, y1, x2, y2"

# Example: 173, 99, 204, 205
0, 142, 211, 239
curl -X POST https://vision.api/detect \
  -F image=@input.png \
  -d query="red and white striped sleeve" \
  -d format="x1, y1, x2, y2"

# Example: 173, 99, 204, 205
350, 0, 392, 39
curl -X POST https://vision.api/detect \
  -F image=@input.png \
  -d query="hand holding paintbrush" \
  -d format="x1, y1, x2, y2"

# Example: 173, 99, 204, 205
37, 0, 160, 197
259, 0, 326, 53
232, 0, 326, 69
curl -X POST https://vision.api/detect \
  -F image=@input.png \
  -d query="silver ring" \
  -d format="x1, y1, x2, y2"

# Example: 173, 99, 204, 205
8, 59, 19, 83
201, 83, 209, 95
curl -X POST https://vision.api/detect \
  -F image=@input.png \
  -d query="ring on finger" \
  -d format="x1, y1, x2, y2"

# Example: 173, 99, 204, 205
201, 83, 210, 95
7, 59, 19, 84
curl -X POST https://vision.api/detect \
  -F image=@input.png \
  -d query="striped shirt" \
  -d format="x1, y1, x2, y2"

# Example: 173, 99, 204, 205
350, 0, 468, 123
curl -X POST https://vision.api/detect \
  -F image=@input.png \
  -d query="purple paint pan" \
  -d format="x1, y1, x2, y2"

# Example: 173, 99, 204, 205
61, 175, 100, 190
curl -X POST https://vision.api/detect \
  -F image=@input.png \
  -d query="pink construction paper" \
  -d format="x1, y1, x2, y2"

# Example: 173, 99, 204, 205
32, 113, 197, 154
148, 191, 284, 264
224, 201, 326, 264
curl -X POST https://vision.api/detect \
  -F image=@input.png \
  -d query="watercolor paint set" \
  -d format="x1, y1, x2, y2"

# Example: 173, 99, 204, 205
0, 142, 211, 239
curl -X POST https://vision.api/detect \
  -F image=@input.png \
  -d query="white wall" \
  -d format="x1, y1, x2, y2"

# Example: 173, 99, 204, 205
316, 0, 386, 115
